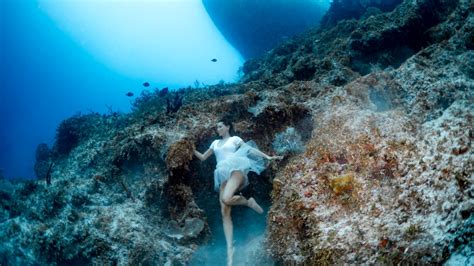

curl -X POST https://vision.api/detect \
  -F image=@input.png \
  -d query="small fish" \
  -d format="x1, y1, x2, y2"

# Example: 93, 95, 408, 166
126, 92, 134, 97
143, 82, 150, 87
211, 58, 217, 62
159, 87, 169, 97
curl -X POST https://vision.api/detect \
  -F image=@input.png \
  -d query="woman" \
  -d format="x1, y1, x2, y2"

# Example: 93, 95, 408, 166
193, 117, 282, 266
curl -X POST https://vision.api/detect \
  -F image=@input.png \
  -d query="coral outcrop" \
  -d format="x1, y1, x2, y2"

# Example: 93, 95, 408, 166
260, 0, 473, 263
0, 0, 472, 264
34, 143, 52, 181
320, 0, 403, 29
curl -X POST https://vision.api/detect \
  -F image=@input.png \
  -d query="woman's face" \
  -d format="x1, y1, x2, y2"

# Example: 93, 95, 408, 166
216, 122, 229, 137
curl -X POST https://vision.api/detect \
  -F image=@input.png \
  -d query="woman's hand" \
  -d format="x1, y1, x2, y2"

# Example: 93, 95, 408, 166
267, 155, 283, 160
195, 148, 213, 162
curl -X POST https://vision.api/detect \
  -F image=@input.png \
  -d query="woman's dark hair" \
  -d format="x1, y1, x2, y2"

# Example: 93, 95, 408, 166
218, 115, 235, 135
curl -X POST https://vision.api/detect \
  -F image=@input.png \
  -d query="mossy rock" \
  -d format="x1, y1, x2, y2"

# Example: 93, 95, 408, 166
165, 139, 195, 173
329, 173, 355, 195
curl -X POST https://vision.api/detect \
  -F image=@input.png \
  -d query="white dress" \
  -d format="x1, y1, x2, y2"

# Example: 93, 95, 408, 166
210, 136, 266, 191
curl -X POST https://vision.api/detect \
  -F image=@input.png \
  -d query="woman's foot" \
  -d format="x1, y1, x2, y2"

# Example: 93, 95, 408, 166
247, 197, 263, 214
227, 245, 234, 266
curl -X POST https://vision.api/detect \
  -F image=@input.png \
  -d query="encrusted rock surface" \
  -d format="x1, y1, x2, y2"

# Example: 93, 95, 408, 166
262, 0, 473, 263
320, 0, 403, 29
0, 0, 472, 264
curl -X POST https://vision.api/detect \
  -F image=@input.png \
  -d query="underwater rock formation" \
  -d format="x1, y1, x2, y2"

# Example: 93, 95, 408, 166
320, 0, 403, 29
261, 0, 473, 264
0, 0, 472, 264
242, 0, 459, 83
202, 0, 327, 59
34, 143, 52, 181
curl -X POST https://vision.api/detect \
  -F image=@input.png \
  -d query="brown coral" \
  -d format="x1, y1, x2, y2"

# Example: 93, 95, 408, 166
165, 139, 195, 174
329, 173, 355, 195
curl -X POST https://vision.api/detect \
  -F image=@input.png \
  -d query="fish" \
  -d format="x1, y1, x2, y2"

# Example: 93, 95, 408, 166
211, 58, 217, 62
159, 87, 169, 97
143, 82, 150, 87
126, 92, 134, 97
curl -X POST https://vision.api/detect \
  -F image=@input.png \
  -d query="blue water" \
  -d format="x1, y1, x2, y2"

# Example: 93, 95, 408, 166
0, 0, 329, 180
1, 1, 142, 179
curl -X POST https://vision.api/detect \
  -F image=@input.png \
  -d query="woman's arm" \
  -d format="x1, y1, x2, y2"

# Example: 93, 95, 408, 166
250, 147, 283, 160
194, 148, 213, 161
235, 137, 282, 161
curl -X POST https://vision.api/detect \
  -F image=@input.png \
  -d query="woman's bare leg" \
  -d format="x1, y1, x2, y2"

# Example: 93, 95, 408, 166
219, 172, 264, 266
220, 183, 234, 266
221, 171, 263, 213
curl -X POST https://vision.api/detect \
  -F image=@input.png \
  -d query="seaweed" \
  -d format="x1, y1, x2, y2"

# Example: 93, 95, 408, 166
45, 162, 54, 186
53, 114, 88, 156
166, 91, 185, 114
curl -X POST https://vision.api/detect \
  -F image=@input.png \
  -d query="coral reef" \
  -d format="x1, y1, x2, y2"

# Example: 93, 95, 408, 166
33, 143, 52, 181
242, 0, 460, 85
0, 0, 472, 264
262, 0, 473, 263
272, 127, 305, 156
53, 114, 89, 156
166, 139, 195, 174
320, 0, 403, 29
166, 90, 185, 114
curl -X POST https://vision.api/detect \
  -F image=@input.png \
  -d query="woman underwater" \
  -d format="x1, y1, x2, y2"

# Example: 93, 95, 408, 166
193, 117, 282, 266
